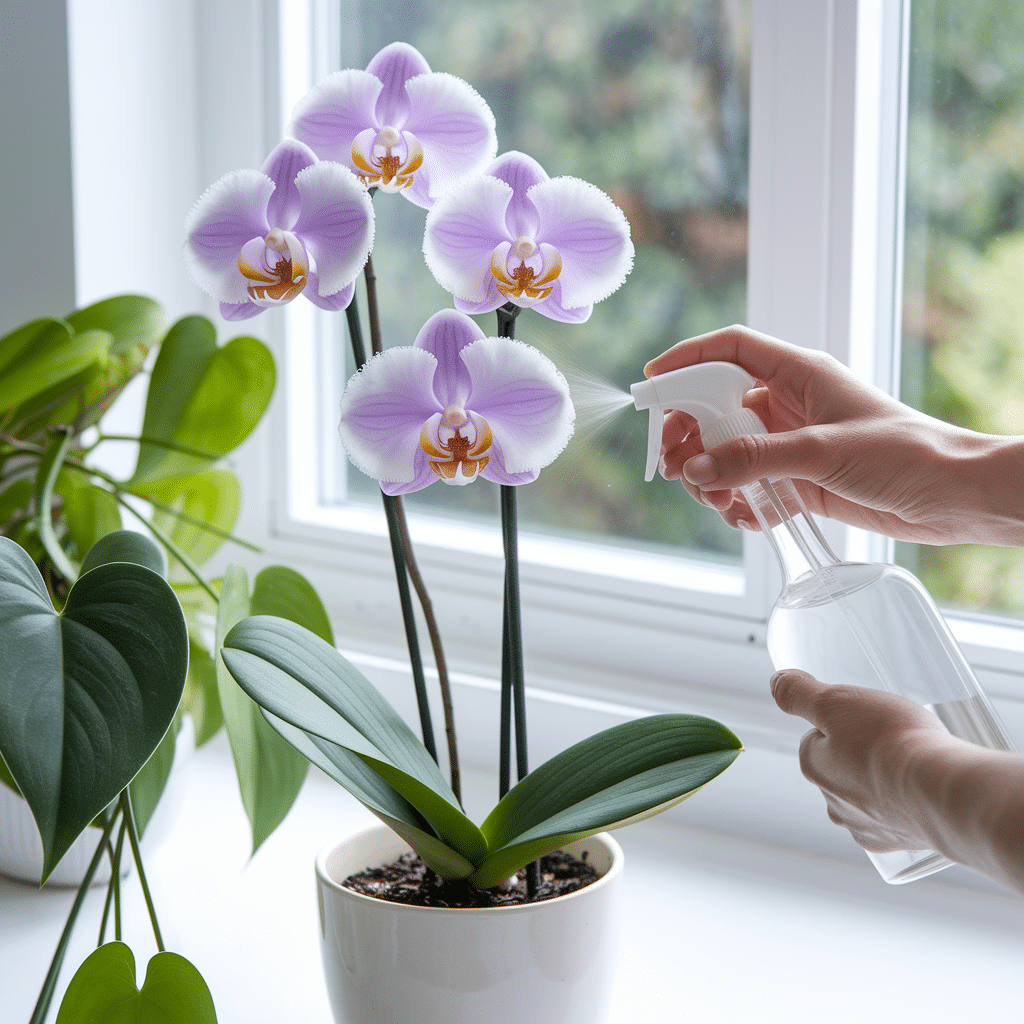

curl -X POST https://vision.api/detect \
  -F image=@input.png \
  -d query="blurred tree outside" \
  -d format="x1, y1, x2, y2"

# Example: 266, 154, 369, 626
335, 0, 750, 565
898, 0, 1024, 617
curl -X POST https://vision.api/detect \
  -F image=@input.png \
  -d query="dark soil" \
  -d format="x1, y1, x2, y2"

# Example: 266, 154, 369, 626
342, 850, 599, 908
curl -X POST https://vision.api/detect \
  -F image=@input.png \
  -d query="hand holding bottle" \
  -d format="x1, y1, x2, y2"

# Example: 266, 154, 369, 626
772, 669, 1024, 895
646, 324, 1024, 548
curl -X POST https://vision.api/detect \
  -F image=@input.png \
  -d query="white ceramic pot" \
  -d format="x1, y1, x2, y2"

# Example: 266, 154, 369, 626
0, 717, 193, 888
315, 823, 624, 1024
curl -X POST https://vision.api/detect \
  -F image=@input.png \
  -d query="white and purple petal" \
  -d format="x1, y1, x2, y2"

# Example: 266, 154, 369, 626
289, 69, 384, 167
486, 151, 546, 238
461, 337, 574, 474
305, 276, 355, 312
183, 169, 274, 303
365, 42, 432, 126
423, 174, 513, 301
413, 310, 482, 408
526, 176, 634, 308
292, 162, 375, 296
262, 139, 318, 230
403, 72, 498, 207
338, 347, 441, 483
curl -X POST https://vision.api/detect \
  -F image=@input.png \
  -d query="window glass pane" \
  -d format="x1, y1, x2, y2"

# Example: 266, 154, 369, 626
898, 0, 1024, 617
328, 1, 750, 565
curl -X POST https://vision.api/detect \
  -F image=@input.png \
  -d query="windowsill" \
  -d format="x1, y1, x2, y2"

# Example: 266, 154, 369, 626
4, 736, 1023, 1023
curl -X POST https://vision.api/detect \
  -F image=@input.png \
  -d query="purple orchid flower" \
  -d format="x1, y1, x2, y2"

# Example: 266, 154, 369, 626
183, 139, 374, 321
422, 151, 635, 324
338, 309, 574, 494
288, 41, 497, 209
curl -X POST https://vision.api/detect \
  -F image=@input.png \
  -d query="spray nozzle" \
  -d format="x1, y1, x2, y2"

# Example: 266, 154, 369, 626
631, 361, 767, 481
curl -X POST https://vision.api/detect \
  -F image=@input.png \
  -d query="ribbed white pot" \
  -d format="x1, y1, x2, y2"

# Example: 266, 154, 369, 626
0, 717, 193, 888
315, 823, 623, 1024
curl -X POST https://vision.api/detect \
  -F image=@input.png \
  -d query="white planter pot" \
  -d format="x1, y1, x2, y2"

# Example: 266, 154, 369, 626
0, 717, 193, 888
315, 823, 624, 1024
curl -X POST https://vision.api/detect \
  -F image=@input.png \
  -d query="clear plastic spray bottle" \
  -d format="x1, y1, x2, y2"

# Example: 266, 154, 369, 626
631, 361, 1016, 884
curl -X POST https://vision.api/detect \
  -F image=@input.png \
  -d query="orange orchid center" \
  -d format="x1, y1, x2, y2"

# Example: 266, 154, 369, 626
238, 228, 309, 306
491, 238, 562, 304
351, 125, 425, 193
419, 408, 493, 484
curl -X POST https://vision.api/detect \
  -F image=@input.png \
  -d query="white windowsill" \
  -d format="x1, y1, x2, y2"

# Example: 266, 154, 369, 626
4, 735, 1023, 1024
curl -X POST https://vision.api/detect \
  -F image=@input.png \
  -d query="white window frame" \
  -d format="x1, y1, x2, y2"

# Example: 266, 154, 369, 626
48, 0, 1024, 864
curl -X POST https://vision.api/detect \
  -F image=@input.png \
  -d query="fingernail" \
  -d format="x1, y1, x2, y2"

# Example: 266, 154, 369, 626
736, 519, 753, 531
683, 453, 719, 486
658, 454, 668, 479
769, 670, 785, 695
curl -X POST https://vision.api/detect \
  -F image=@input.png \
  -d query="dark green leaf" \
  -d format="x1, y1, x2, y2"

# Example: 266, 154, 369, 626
215, 566, 308, 854
128, 717, 177, 839
130, 318, 274, 486
471, 715, 742, 888
79, 529, 168, 578
221, 616, 486, 864
0, 535, 187, 880
54, 942, 217, 1024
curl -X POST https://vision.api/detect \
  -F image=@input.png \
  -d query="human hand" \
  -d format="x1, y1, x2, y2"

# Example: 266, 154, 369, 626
645, 324, 1023, 546
769, 669, 951, 854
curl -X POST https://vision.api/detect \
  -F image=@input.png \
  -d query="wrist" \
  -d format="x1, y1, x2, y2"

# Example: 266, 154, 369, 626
959, 432, 1024, 546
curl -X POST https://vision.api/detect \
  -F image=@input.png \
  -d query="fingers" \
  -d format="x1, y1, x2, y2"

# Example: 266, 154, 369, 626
644, 324, 798, 383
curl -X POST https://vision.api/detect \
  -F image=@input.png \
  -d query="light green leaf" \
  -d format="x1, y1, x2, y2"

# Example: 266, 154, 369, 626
0, 320, 109, 416
470, 715, 742, 889
129, 717, 177, 839
130, 317, 274, 487
56, 473, 123, 562
183, 637, 223, 747
55, 942, 217, 1024
146, 469, 242, 571
221, 616, 487, 864
0, 535, 187, 880
215, 566, 309, 854
33, 428, 77, 584
251, 565, 334, 645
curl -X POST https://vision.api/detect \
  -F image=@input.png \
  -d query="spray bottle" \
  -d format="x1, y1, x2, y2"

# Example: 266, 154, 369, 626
631, 361, 1016, 884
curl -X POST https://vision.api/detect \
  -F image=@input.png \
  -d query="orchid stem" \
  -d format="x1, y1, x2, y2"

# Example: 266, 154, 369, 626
30, 810, 121, 1024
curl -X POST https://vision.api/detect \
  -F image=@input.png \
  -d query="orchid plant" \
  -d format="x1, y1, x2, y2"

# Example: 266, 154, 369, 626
200, 39, 742, 896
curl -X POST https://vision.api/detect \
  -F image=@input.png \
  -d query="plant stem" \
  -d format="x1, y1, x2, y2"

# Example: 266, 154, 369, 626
98, 818, 127, 946
120, 789, 164, 952
348, 280, 461, 796
30, 811, 121, 1024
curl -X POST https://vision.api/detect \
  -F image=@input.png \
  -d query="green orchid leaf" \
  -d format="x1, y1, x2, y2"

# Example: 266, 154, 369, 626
56, 473, 123, 562
0, 320, 109, 416
215, 566, 310, 854
265, 711, 474, 879
183, 637, 223, 747
0, 535, 187, 881
222, 615, 487, 864
55, 942, 217, 1024
130, 317, 274, 487
251, 565, 334, 645
34, 428, 77, 583
470, 715, 742, 889
145, 468, 242, 571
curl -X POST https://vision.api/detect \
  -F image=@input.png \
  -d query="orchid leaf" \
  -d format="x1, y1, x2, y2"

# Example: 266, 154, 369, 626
215, 566, 330, 853
265, 711, 475, 879
221, 615, 487, 864
470, 715, 742, 889
0, 319, 108, 416
129, 316, 274, 487
54, 942, 217, 1024
0, 533, 187, 881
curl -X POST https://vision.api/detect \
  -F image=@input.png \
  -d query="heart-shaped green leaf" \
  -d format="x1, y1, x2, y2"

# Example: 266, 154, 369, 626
129, 317, 274, 487
0, 534, 187, 880
56, 473, 123, 563
470, 715, 742, 888
55, 942, 217, 1023
221, 615, 487, 865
